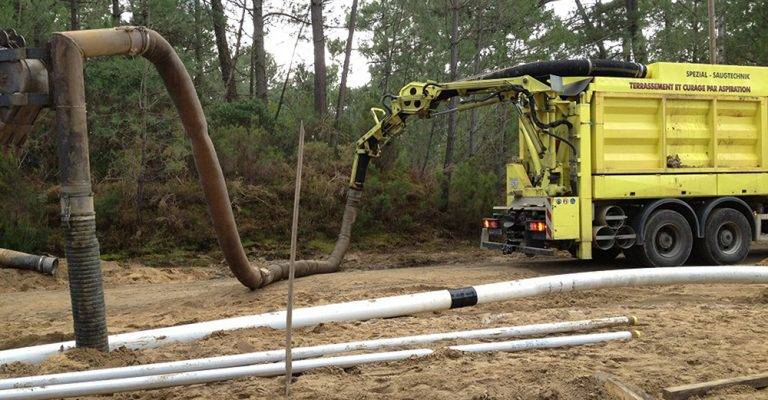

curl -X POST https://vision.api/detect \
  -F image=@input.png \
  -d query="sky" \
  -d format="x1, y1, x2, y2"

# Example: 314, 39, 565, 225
233, 0, 577, 89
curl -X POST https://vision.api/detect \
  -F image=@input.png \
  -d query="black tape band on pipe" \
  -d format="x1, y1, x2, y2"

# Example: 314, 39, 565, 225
448, 287, 478, 309
354, 153, 370, 187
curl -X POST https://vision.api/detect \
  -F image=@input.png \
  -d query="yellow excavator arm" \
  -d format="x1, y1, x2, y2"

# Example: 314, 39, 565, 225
349, 75, 573, 193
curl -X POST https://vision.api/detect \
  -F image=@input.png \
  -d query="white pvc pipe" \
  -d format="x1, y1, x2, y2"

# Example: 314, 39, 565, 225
0, 350, 431, 400
451, 330, 635, 352
2, 266, 766, 365
0, 331, 634, 400
0, 316, 635, 390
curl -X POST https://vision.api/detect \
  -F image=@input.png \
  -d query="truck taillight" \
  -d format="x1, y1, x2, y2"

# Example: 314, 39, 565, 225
528, 221, 546, 232
482, 218, 500, 229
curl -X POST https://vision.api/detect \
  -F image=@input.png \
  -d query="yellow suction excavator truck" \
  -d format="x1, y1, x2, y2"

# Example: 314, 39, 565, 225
351, 60, 768, 267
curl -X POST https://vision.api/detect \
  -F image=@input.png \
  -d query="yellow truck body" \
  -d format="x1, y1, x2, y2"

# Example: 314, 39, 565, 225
491, 62, 768, 266
591, 63, 768, 197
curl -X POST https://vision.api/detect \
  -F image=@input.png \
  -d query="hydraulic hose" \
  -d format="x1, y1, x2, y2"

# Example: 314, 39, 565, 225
0, 248, 58, 275
474, 59, 647, 81
519, 89, 575, 154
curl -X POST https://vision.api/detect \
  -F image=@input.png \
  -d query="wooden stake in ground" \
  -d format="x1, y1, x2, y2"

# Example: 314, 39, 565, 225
663, 372, 768, 400
593, 372, 653, 400
284, 122, 306, 396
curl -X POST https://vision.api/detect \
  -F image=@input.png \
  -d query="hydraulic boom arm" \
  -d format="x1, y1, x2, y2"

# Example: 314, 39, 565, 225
349, 75, 575, 192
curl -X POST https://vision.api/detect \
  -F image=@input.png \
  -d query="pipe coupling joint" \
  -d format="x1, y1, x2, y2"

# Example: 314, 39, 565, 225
60, 186, 95, 223
35, 256, 59, 275
118, 26, 151, 56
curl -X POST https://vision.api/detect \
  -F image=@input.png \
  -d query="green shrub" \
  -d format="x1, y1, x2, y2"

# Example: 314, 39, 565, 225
446, 161, 500, 235
207, 98, 273, 132
0, 156, 50, 253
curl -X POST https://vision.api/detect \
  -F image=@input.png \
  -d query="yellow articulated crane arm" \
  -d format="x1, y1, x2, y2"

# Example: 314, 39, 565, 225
348, 75, 576, 195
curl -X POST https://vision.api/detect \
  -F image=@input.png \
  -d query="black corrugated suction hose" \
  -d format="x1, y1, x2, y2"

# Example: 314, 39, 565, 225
475, 59, 647, 81
64, 217, 108, 350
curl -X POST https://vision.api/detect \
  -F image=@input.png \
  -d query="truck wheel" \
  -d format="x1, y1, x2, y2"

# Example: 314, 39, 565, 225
694, 208, 751, 265
634, 209, 693, 267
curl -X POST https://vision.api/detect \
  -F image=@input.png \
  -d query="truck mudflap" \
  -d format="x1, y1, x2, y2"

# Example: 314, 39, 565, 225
479, 240, 556, 256
480, 228, 556, 256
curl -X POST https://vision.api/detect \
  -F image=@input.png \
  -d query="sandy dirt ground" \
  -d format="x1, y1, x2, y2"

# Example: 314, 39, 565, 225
1, 242, 768, 399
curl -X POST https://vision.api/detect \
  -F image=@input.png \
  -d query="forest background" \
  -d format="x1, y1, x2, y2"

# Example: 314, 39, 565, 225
1, 0, 766, 261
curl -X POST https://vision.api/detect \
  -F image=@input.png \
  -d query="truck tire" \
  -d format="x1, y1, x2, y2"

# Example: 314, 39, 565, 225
693, 208, 751, 265
632, 209, 693, 267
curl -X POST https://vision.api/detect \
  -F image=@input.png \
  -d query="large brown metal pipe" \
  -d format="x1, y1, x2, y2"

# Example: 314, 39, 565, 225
259, 188, 361, 286
53, 27, 361, 292
52, 31, 109, 351
54, 27, 262, 288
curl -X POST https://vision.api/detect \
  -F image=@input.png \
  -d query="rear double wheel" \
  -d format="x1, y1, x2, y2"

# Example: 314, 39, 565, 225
629, 209, 692, 267
693, 208, 751, 265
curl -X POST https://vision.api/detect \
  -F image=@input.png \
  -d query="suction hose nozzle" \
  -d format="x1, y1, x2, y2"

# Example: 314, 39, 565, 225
0, 249, 58, 276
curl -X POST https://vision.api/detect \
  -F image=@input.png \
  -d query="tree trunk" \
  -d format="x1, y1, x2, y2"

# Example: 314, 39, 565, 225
192, 0, 205, 89
10, 0, 20, 20
574, 0, 607, 58
28, 1, 46, 45
224, 5, 247, 99
468, 25, 483, 156
130, 0, 150, 26
621, 36, 630, 61
440, 0, 460, 211
311, 0, 327, 116
139, 0, 150, 26
112, 0, 121, 25
136, 66, 150, 221
334, 0, 357, 125
498, 104, 511, 179
379, 2, 403, 93
691, 5, 702, 63
250, 0, 268, 104
275, 19, 307, 121
421, 119, 439, 175
211, 0, 237, 101
69, 0, 79, 30
624, 0, 646, 62
716, 3, 726, 63
332, 0, 359, 136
